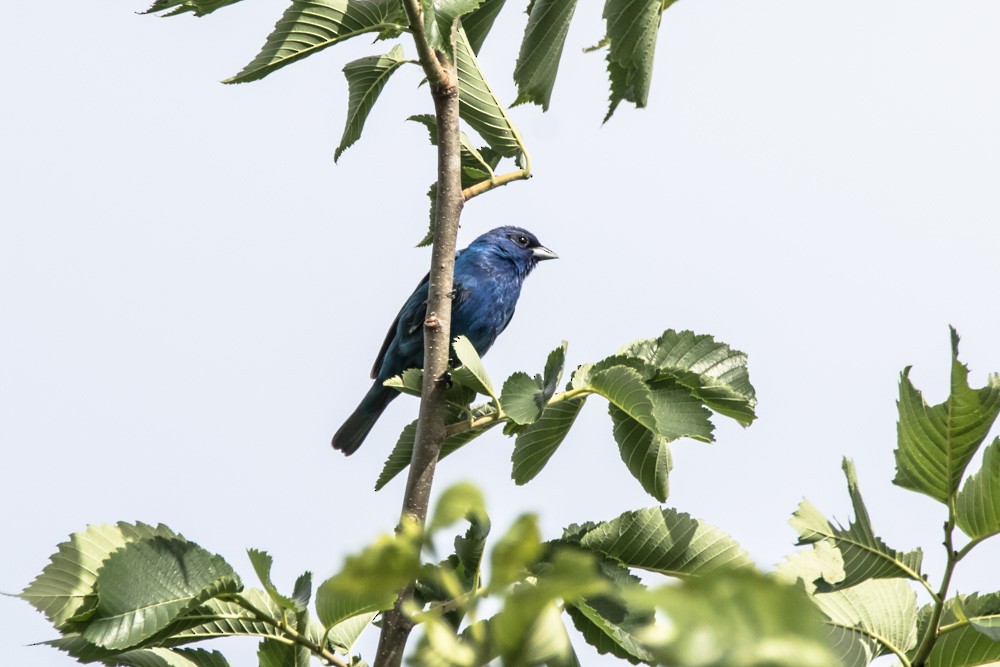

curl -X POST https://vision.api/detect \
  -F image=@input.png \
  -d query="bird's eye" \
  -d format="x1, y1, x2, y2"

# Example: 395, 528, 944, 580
517, 235, 529, 247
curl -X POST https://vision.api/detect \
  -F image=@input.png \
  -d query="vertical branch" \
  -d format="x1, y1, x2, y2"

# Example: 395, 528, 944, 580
374, 3, 463, 665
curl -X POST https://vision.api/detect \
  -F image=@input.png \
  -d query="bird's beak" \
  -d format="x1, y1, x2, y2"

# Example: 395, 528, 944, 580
532, 245, 558, 261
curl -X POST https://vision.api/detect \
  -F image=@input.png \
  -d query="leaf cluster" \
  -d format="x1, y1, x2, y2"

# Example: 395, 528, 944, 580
22, 490, 835, 667
377, 329, 757, 502
143, 0, 688, 243
774, 328, 1000, 667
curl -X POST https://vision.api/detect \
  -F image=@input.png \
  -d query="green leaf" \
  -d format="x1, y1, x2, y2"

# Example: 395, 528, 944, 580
565, 560, 654, 665
928, 626, 1000, 667
82, 537, 242, 650
489, 514, 543, 590
257, 639, 306, 667
143, 0, 244, 16
327, 611, 376, 653
619, 329, 757, 426
609, 403, 671, 502
814, 579, 918, 663
774, 540, 846, 595
579, 507, 754, 576
646, 377, 715, 442
454, 512, 491, 584
462, 0, 507, 53
587, 365, 658, 433
956, 437, 1000, 540
501, 372, 545, 425
542, 341, 568, 401
491, 549, 607, 665
599, 0, 676, 121
225, 0, 408, 84
335, 44, 409, 162
428, 482, 488, 534
450, 335, 497, 399
455, 26, 524, 158
407, 114, 498, 182
20, 522, 178, 630
384, 368, 424, 397
315, 521, 421, 629
789, 459, 924, 591
420, 0, 485, 60
117, 647, 232, 667
375, 409, 500, 490
637, 571, 838, 667
894, 327, 1000, 503
46, 639, 231, 667
512, 0, 579, 109
511, 397, 586, 484
246, 548, 302, 612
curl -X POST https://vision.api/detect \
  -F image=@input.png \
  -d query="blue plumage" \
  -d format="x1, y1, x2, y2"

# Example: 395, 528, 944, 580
332, 226, 557, 455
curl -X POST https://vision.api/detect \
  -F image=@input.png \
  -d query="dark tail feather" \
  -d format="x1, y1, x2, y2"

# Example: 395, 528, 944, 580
332, 383, 396, 455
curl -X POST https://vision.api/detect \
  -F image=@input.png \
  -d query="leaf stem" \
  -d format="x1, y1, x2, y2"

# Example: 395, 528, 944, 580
910, 510, 960, 667
224, 594, 346, 667
443, 387, 590, 437
462, 168, 531, 202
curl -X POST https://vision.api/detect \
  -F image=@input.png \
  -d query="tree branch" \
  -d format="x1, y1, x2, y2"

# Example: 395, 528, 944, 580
374, 4, 464, 665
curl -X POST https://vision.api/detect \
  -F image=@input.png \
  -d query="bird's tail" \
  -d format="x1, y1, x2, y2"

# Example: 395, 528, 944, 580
331, 382, 397, 455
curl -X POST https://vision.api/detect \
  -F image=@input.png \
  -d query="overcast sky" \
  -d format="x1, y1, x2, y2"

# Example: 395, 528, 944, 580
3, 1, 1000, 665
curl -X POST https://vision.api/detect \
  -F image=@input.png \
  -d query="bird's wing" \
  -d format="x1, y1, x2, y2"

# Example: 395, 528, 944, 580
371, 271, 430, 379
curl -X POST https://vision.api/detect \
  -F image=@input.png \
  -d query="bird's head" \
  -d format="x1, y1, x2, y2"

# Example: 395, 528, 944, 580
472, 226, 558, 277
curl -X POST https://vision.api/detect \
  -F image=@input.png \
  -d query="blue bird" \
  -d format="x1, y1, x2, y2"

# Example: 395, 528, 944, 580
332, 226, 557, 455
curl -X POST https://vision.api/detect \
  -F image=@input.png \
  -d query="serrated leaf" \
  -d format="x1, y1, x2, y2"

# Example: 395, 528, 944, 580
956, 437, 1000, 541
455, 26, 523, 158
20, 522, 179, 630
790, 459, 924, 591
774, 540, 846, 595
257, 639, 300, 667
599, 0, 680, 121
407, 114, 498, 182
565, 560, 654, 664
462, 0, 507, 53
814, 579, 918, 661
82, 537, 241, 650
315, 522, 421, 629
637, 571, 838, 667
579, 507, 754, 576
587, 365, 658, 433
168, 589, 288, 643
501, 372, 545, 425
247, 549, 301, 612
646, 377, 715, 441
45, 639, 231, 667
512, 0, 579, 109
450, 335, 497, 398
619, 329, 757, 426
384, 367, 425, 397
928, 626, 1000, 667
327, 612, 376, 653
542, 342, 568, 401
375, 410, 499, 490
143, 0, 244, 16
225, 0, 408, 84
894, 327, 1000, 504
421, 0, 485, 60
511, 397, 586, 484
609, 403, 671, 502
335, 44, 409, 161
455, 513, 491, 583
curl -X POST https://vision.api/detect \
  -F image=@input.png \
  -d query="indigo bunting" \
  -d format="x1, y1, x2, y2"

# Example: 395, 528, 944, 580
332, 226, 557, 455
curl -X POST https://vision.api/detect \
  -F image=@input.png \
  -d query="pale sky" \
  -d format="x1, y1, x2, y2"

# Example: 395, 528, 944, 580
3, 2, 1000, 665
